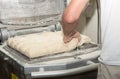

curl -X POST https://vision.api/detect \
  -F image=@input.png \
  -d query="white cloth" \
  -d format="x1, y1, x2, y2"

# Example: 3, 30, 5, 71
7, 31, 91, 58
99, 0, 120, 65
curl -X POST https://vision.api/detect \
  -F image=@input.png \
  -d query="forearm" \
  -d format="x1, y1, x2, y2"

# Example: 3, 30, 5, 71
62, 0, 89, 36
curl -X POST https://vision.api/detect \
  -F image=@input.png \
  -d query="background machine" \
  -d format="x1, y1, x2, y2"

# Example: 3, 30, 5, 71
0, 0, 101, 79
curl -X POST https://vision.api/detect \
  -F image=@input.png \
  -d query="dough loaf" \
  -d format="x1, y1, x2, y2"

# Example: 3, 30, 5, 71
7, 31, 91, 58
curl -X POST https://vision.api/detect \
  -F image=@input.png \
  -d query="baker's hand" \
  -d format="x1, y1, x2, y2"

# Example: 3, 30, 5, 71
63, 31, 81, 44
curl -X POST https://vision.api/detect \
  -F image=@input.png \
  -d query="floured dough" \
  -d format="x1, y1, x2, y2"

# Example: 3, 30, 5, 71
7, 31, 91, 58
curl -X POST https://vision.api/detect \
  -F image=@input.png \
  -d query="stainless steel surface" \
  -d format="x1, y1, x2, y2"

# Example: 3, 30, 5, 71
0, 22, 62, 43
0, 14, 61, 30
31, 63, 98, 78
0, 0, 65, 25
3, 43, 100, 63
0, 43, 100, 78
0, 0, 100, 78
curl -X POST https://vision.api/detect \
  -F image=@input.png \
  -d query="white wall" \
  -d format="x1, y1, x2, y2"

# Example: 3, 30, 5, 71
77, 0, 99, 43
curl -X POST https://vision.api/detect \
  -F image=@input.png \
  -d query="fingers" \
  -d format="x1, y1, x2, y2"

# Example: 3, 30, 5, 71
63, 31, 81, 43
72, 31, 81, 42
63, 36, 73, 44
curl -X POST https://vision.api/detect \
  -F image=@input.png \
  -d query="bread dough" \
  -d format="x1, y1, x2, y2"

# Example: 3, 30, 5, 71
7, 31, 91, 58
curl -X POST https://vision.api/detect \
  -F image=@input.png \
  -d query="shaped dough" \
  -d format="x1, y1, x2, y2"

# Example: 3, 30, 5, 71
7, 31, 91, 58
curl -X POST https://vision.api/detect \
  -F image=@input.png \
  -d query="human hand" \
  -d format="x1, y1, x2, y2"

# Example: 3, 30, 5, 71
63, 31, 81, 44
